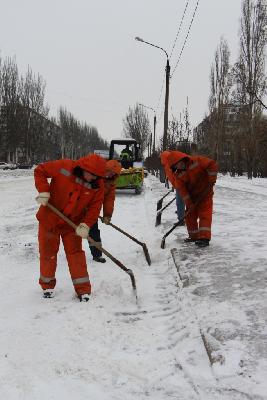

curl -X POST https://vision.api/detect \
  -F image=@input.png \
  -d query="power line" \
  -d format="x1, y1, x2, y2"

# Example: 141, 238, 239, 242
171, 0, 200, 79
170, 0, 191, 60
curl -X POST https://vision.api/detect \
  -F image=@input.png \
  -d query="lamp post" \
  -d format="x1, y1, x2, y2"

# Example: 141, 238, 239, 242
135, 37, 170, 151
138, 103, 157, 156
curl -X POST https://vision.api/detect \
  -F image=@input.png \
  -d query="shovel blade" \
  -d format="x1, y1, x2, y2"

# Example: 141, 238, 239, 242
142, 244, 151, 266
156, 198, 163, 211
155, 211, 162, 226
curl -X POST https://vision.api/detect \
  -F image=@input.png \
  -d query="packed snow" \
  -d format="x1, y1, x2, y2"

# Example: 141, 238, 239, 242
0, 169, 266, 400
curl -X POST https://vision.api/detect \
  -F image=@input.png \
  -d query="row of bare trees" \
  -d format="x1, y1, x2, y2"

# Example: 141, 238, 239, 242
195, 0, 267, 178
0, 55, 108, 164
57, 107, 108, 160
0, 56, 49, 163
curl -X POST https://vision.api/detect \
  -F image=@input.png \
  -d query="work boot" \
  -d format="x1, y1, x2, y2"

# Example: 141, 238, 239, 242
43, 289, 55, 298
184, 237, 196, 243
78, 293, 90, 302
93, 256, 106, 263
195, 239, 210, 247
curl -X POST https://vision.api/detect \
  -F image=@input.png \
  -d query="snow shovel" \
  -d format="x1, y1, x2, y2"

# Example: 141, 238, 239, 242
99, 216, 151, 266
160, 185, 214, 249
155, 196, 176, 226
46, 203, 137, 300
156, 189, 173, 211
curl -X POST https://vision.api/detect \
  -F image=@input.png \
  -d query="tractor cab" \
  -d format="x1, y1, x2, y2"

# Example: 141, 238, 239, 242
109, 139, 142, 169
109, 138, 144, 194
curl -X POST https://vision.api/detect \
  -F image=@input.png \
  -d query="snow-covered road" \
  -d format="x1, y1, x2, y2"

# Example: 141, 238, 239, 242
0, 170, 266, 399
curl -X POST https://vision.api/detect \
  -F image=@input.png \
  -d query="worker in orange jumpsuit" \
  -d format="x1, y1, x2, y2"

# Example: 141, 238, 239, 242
160, 151, 185, 223
34, 154, 106, 301
167, 151, 218, 247
88, 160, 122, 262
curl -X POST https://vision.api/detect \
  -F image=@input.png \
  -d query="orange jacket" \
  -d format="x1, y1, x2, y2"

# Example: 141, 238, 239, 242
167, 151, 218, 206
160, 151, 175, 187
103, 179, 116, 217
34, 156, 105, 231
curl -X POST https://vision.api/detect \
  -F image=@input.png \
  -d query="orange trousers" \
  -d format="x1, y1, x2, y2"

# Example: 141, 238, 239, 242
185, 194, 213, 240
38, 224, 91, 295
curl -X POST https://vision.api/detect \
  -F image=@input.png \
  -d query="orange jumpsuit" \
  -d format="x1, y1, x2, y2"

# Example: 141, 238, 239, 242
34, 155, 105, 295
167, 151, 218, 240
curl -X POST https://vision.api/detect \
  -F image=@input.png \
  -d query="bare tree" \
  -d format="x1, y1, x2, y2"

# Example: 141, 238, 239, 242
122, 103, 151, 156
19, 67, 49, 162
163, 97, 192, 152
208, 37, 232, 164
233, 0, 267, 178
0, 57, 20, 162
183, 97, 192, 142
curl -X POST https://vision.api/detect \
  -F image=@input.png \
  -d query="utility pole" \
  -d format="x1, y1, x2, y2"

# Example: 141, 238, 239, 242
163, 59, 170, 151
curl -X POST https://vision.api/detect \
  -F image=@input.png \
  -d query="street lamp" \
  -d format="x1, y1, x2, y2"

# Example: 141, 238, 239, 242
138, 103, 157, 156
135, 36, 170, 151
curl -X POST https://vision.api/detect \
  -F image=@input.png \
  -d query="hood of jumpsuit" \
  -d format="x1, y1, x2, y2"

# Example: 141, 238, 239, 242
160, 151, 171, 166
76, 154, 107, 177
167, 151, 190, 168
106, 160, 122, 176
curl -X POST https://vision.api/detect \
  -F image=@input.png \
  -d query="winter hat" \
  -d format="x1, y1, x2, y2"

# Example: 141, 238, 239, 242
160, 151, 171, 166
106, 160, 122, 176
76, 154, 106, 177
167, 151, 189, 168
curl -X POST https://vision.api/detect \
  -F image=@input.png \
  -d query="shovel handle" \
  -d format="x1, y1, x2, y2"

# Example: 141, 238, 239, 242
47, 203, 77, 229
99, 216, 143, 246
157, 196, 176, 215
99, 216, 151, 266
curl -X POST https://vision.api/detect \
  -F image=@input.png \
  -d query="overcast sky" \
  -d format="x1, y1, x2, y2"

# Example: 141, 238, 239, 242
0, 0, 243, 144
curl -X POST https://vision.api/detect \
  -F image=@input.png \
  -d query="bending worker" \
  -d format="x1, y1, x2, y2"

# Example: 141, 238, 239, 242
34, 154, 106, 302
167, 150, 218, 247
